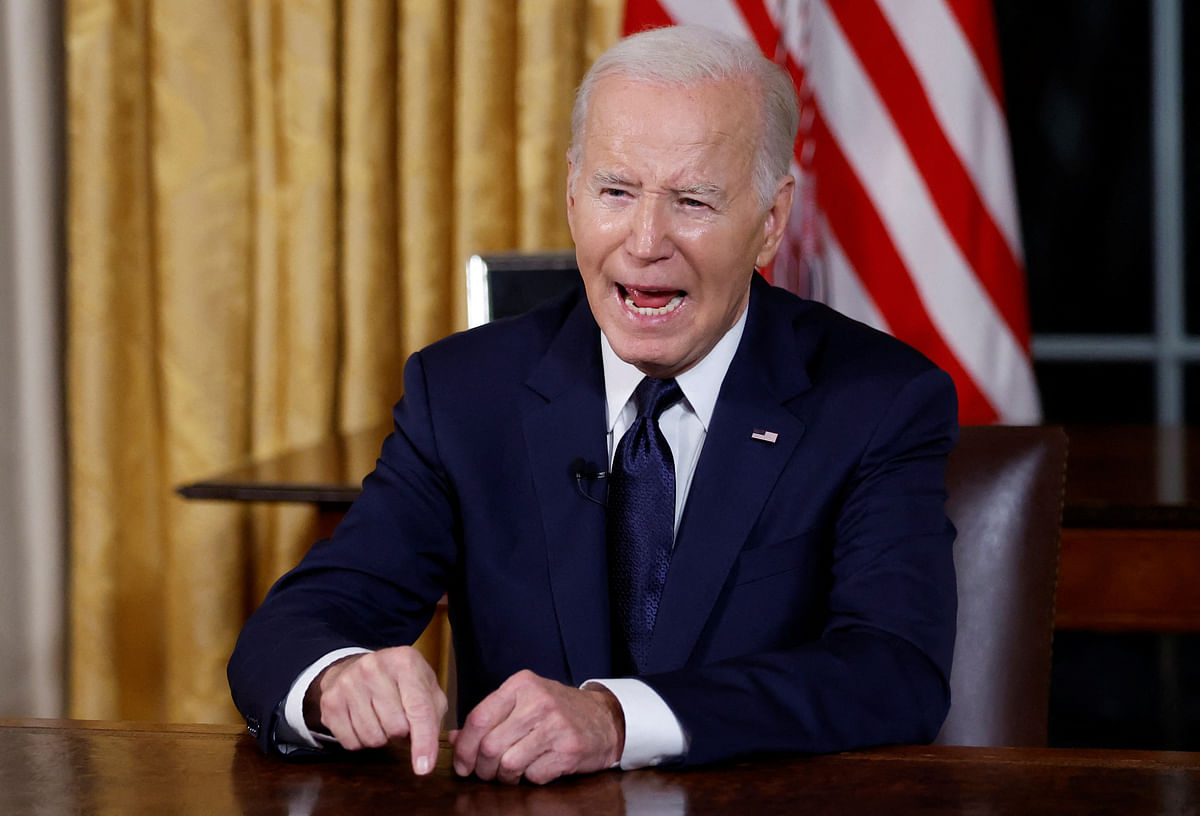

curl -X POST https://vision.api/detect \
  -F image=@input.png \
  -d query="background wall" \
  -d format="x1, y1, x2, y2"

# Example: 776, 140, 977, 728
0, 2, 66, 718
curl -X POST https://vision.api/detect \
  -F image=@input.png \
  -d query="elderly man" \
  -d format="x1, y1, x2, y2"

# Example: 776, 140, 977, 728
228, 24, 958, 785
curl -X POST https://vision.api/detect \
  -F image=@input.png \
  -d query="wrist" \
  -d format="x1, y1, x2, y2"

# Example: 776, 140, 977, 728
303, 654, 361, 731
586, 684, 626, 766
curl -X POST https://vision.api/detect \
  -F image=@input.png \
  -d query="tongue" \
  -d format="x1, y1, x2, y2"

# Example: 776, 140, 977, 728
626, 288, 680, 309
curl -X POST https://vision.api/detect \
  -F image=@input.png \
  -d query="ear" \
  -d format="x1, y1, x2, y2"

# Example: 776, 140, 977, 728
565, 152, 578, 236
754, 175, 796, 269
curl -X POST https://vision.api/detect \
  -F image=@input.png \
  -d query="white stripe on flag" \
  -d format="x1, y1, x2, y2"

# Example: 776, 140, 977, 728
875, 0, 1024, 261
658, 0, 751, 35
765, 0, 812, 66
809, 0, 1037, 420
819, 214, 891, 335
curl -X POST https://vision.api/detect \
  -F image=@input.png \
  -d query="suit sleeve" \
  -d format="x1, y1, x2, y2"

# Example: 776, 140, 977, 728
640, 366, 959, 766
226, 350, 456, 755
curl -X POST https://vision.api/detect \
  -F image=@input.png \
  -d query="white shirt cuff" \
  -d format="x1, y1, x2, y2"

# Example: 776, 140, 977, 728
282, 647, 373, 748
583, 677, 687, 769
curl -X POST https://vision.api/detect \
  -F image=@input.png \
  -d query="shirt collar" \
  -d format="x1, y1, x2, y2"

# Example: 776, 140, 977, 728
601, 305, 749, 433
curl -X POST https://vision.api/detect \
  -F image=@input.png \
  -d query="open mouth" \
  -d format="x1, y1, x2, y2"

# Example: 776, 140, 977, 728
619, 284, 685, 317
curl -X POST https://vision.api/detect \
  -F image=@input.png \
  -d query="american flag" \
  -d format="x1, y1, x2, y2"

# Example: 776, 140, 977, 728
623, 0, 1040, 425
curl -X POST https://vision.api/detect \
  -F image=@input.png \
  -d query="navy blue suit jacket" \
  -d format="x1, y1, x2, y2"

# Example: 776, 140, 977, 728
228, 274, 959, 765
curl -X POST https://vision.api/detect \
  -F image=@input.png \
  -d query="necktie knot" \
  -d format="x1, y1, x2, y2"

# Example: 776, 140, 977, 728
633, 377, 682, 421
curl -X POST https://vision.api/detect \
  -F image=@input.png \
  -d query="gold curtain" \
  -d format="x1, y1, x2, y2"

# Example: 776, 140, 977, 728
66, 0, 623, 724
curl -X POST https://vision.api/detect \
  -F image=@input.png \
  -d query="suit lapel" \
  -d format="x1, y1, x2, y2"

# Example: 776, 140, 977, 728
646, 278, 814, 673
522, 300, 613, 684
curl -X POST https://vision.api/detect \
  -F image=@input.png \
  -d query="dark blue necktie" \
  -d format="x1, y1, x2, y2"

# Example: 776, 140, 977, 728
607, 376, 683, 675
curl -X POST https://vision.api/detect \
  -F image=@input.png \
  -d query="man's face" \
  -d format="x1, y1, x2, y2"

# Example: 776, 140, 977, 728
567, 75, 794, 379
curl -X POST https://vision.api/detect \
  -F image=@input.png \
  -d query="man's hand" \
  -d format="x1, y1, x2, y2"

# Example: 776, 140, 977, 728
449, 670, 625, 785
305, 646, 447, 775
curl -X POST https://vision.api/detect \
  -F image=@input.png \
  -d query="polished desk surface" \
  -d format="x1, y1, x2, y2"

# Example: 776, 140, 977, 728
1064, 425, 1200, 528
177, 423, 1200, 631
3, 719, 1199, 815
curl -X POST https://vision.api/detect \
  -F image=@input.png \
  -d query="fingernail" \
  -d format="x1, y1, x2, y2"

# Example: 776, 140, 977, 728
415, 755, 430, 775
454, 761, 468, 777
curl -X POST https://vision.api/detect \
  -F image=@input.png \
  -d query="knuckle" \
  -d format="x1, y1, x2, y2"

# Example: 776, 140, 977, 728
379, 717, 409, 740
405, 699, 433, 721
498, 753, 524, 776
464, 707, 492, 732
345, 656, 381, 685
319, 685, 346, 710
377, 646, 410, 671
557, 731, 583, 756
478, 733, 504, 760
509, 669, 538, 690
525, 767, 553, 786
531, 690, 557, 718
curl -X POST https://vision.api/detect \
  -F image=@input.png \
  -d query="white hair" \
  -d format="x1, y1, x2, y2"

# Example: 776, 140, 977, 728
568, 25, 800, 208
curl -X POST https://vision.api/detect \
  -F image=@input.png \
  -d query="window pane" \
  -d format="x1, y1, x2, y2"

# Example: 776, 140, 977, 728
1185, 1, 1200, 335
1185, 363, 1200, 425
996, 1, 1153, 334
1050, 632, 1200, 750
1035, 361, 1154, 424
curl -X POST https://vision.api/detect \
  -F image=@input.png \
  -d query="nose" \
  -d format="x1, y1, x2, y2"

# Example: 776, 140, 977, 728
625, 195, 672, 262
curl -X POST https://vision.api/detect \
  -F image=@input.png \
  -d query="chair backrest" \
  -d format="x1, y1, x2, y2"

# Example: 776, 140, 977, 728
466, 251, 580, 328
934, 425, 1068, 747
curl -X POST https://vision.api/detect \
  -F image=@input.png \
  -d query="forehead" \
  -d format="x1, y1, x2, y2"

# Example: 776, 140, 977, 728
580, 75, 760, 179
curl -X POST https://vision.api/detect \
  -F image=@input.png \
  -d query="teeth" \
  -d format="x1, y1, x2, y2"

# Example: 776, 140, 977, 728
625, 294, 684, 316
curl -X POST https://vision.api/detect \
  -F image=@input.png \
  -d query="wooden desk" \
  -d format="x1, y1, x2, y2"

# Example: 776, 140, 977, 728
1055, 425, 1200, 631
2, 719, 1197, 814
179, 423, 1200, 632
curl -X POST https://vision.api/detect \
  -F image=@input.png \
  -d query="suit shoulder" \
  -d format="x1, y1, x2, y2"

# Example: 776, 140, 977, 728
752, 282, 959, 443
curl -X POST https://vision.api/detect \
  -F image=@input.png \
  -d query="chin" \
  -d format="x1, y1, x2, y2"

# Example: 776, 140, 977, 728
614, 342, 686, 378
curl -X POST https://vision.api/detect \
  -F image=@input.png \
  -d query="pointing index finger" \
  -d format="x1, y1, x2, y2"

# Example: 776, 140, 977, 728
397, 673, 445, 775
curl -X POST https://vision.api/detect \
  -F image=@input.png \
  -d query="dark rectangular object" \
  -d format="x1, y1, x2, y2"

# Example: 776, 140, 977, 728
466, 251, 581, 327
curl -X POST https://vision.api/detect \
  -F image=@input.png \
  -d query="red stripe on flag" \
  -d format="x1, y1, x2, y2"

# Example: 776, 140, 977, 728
946, 0, 1007, 107
811, 109, 999, 424
729, 1, 809, 109
731, 0, 783, 59
828, 0, 1031, 352
735, 0, 813, 132
622, 0, 674, 34
709, 1, 814, 290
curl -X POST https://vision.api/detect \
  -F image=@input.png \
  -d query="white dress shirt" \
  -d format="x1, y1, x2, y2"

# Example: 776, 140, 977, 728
586, 306, 747, 768
281, 305, 749, 768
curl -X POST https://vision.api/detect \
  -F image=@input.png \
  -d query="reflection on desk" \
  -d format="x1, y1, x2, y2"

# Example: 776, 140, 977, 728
2, 719, 1198, 815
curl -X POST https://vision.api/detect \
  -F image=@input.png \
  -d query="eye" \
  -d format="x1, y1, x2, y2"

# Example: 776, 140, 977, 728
600, 187, 630, 199
679, 197, 708, 209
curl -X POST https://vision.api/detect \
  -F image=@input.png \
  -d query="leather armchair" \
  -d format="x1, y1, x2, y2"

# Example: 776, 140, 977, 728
935, 425, 1068, 746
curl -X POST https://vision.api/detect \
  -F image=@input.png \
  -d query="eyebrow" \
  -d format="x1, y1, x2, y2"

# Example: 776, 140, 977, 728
674, 182, 724, 200
590, 171, 636, 191
592, 171, 725, 201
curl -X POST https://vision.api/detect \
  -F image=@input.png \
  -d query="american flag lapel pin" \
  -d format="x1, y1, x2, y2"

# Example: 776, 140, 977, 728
750, 429, 779, 444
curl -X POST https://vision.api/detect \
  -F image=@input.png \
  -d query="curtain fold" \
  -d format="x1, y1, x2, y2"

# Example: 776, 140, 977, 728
68, 0, 165, 721
66, 0, 623, 723
398, 0, 456, 354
